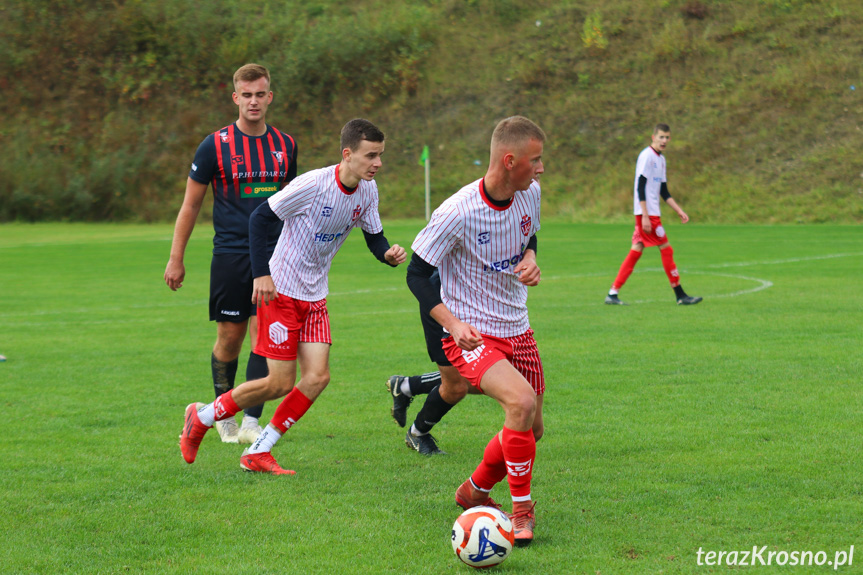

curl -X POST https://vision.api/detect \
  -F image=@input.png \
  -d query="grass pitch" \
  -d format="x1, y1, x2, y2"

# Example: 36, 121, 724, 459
0, 221, 860, 574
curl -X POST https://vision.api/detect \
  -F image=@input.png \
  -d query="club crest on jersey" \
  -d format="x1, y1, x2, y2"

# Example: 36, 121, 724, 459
271, 151, 284, 164
520, 215, 531, 236
477, 232, 490, 245
219, 131, 230, 143
231, 155, 244, 166
321, 206, 333, 217
351, 205, 362, 221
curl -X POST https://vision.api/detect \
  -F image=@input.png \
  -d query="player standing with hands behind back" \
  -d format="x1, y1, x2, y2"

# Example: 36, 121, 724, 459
165, 64, 298, 444
605, 123, 702, 306
407, 116, 546, 546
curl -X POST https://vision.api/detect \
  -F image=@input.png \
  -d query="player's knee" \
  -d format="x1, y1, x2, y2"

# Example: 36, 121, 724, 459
506, 393, 537, 427
532, 424, 544, 442
440, 378, 469, 403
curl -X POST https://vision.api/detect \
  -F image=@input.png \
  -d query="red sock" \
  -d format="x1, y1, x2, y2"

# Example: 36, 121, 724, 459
660, 246, 681, 286
270, 388, 313, 433
501, 426, 536, 499
612, 249, 642, 290
470, 433, 508, 491
213, 389, 240, 421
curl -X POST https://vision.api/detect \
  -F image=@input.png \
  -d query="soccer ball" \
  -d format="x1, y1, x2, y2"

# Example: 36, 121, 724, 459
451, 506, 515, 568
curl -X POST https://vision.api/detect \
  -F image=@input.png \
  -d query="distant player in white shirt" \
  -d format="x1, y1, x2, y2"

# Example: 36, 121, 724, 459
406, 116, 546, 546
605, 123, 702, 305
180, 119, 407, 474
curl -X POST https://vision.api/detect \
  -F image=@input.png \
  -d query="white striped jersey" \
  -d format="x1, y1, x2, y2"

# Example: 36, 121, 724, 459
412, 178, 541, 338
267, 164, 383, 301
633, 146, 667, 216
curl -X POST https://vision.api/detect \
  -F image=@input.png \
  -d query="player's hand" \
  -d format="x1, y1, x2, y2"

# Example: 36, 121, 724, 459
385, 244, 407, 266
678, 211, 690, 224
164, 259, 186, 291
642, 214, 652, 234
252, 275, 278, 306
450, 321, 484, 352
514, 253, 541, 286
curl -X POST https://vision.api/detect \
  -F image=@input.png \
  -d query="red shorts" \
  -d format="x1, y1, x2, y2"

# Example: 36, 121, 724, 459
442, 329, 545, 395
254, 296, 331, 361
632, 215, 669, 247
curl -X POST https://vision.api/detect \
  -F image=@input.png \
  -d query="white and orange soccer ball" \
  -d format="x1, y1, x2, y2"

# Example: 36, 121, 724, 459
451, 506, 515, 568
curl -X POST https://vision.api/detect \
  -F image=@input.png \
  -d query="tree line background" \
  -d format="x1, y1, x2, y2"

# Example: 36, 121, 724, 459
1, 0, 860, 223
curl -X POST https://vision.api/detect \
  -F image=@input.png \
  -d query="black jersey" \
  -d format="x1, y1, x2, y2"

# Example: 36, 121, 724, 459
189, 123, 298, 254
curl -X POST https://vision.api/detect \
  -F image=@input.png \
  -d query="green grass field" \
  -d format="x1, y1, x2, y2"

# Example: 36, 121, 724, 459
0, 221, 861, 574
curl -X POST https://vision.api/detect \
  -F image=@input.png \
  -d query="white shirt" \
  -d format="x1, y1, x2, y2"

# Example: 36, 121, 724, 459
267, 164, 383, 301
412, 178, 541, 338
633, 146, 666, 216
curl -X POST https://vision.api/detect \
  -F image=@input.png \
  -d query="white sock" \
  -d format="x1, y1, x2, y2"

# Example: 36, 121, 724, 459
410, 424, 427, 437
247, 424, 282, 454
400, 378, 413, 397
197, 403, 216, 426
608, 288, 619, 296
512, 494, 532, 504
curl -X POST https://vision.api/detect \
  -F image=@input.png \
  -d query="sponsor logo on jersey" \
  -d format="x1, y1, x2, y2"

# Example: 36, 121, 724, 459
351, 205, 362, 221
520, 215, 531, 236
269, 321, 290, 345
241, 182, 280, 198
315, 232, 345, 243
191, 163, 198, 172
321, 206, 333, 217
483, 253, 524, 273
477, 231, 490, 245
506, 459, 532, 477
220, 131, 230, 143
231, 155, 244, 166
220, 310, 241, 316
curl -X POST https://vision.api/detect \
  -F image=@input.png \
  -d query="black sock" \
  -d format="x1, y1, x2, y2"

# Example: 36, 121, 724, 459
211, 353, 238, 398
243, 351, 268, 419
409, 372, 442, 396
673, 285, 687, 299
413, 385, 456, 434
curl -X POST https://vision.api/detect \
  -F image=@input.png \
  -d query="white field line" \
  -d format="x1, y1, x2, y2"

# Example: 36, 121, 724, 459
2, 253, 859, 322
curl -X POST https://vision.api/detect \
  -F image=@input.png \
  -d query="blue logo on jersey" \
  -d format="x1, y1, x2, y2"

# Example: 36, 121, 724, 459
315, 232, 344, 243
321, 206, 333, 217
477, 232, 490, 245
483, 243, 527, 274
468, 527, 509, 563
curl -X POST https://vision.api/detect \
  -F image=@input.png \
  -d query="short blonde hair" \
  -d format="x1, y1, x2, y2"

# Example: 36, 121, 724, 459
233, 63, 270, 92
491, 116, 546, 150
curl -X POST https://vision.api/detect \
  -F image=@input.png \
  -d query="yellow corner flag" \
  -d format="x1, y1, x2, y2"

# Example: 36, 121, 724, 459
418, 145, 429, 166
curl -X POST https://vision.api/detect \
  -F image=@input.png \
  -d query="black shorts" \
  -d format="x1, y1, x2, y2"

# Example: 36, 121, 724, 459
209, 252, 256, 323
421, 271, 451, 366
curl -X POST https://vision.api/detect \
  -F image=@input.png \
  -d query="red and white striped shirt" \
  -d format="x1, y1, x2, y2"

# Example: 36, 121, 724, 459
412, 178, 541, 338
267, 164, 383, 301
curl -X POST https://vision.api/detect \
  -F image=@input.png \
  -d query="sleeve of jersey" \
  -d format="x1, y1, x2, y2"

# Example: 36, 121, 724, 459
406, 252, 443, 312
188, 136, 216, 185
249, 202, 282, 278
410, 205, 462, 267
268, 171, 316, 220
359, 185, 384, 234
286, 135, 298, 183
660, 182, 671, 201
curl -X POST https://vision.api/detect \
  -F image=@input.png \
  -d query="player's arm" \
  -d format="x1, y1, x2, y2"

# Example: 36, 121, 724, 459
406, 253, 482, 351
661, 183, 689, 223
165, 177, 209, 291
637, 175, 652, 233
513, 234, 540, 286
362, 230, 406, 266
248, 201, 282, 305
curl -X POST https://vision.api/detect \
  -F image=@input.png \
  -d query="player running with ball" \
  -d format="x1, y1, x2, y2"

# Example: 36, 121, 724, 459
407, 116, 546, 546
179, 119, 406, 475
